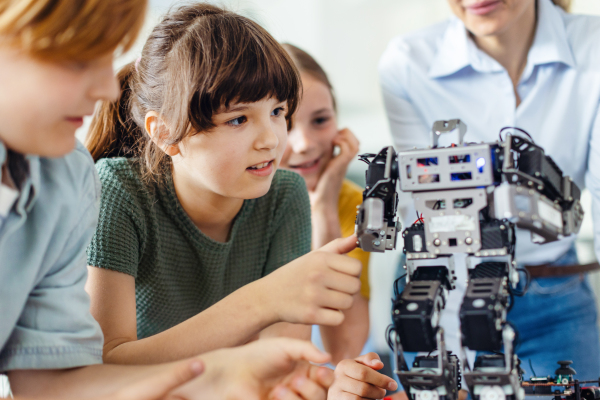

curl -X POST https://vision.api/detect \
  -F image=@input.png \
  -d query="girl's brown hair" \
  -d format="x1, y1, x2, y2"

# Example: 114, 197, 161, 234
282, 43, 337, 112
86, 3, 301, 181
0, 0, 146, 61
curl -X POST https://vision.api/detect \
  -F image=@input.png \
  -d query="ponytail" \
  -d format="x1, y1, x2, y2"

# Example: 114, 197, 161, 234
86, 63, 143, 162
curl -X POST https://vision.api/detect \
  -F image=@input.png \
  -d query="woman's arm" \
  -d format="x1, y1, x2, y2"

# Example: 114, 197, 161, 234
379, 51, 431, 230
86, 236, 362, 364
585, 100, 600, 260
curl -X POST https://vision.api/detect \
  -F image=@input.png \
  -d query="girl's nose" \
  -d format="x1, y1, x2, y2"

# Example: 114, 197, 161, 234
256, 124, 279, 150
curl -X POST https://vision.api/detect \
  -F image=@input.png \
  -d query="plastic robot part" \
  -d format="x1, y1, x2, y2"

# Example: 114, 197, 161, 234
480, 386, 506, 400
415, 390, 440, 400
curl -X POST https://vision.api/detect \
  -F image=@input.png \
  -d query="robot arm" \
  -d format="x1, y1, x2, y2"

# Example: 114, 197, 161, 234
355, 146, 400, 252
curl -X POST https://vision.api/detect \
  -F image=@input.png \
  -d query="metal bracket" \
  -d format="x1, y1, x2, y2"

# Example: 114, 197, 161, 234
431, 119, 467, 148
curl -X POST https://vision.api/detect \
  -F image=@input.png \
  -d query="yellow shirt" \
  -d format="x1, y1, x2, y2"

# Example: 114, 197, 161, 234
338, 179, 371, 299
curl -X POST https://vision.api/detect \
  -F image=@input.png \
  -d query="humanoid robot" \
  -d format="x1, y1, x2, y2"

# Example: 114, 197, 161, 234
355, 120, 584, 400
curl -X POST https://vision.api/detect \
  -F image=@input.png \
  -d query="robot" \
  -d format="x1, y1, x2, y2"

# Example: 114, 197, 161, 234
355, 120, 584, 400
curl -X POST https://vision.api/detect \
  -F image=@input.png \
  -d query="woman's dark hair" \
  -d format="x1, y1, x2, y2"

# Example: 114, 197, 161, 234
282, 43, 336, 112
86, 3, 301, 180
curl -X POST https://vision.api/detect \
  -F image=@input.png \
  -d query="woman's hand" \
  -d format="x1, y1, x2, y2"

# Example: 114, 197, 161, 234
169, 338, 334, 400
328, 353, 398, 400
258, 235, 362, 327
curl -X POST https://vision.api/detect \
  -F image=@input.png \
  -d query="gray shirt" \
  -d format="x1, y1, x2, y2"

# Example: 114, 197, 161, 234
0, 140, 103, 371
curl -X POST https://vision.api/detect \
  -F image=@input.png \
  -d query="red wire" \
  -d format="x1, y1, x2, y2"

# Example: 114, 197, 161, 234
413, 213, 425, 224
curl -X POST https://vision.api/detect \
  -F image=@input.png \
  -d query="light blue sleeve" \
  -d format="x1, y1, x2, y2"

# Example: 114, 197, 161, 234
585, 99, 600, 262
378, 38, 431, 153
0, 145, 104, 371
378, 39, 430, 229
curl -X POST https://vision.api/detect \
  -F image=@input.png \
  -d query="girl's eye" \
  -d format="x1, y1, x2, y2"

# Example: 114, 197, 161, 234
314, 116, 331, 125
271, 107, 286, 117
226, 116, 247, 126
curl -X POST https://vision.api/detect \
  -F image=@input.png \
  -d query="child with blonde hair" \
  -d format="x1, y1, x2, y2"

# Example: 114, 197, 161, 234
0, 0, 334, 398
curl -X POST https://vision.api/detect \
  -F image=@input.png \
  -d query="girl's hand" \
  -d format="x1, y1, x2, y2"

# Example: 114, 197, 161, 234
328, 353, 398, 400
270, 360, 334, 400
309, 128, 360, 208
309, 128, 359, 249
260, 235, 362, 326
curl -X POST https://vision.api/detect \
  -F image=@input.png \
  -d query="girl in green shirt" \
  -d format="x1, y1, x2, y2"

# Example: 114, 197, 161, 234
84, 2, 362, 384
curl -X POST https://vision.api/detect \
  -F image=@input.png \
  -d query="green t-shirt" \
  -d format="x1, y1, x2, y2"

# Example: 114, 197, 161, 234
86, 158, 311, 339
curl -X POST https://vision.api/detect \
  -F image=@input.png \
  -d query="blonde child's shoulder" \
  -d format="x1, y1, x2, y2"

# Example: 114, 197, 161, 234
38, 140, 100, 207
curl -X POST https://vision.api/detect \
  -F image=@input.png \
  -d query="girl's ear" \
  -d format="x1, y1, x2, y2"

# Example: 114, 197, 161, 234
145, 111, 180, 156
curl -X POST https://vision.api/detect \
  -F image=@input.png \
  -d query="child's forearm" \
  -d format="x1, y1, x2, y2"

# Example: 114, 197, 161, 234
8, 363, 173, 399
259, 321, 312, 341
103, 280, 278, 364
320, 294, 369, 364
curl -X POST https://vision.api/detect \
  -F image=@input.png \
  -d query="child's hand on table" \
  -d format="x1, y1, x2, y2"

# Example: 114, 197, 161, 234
169, 338, 333, 400
328, 352, 398, 399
